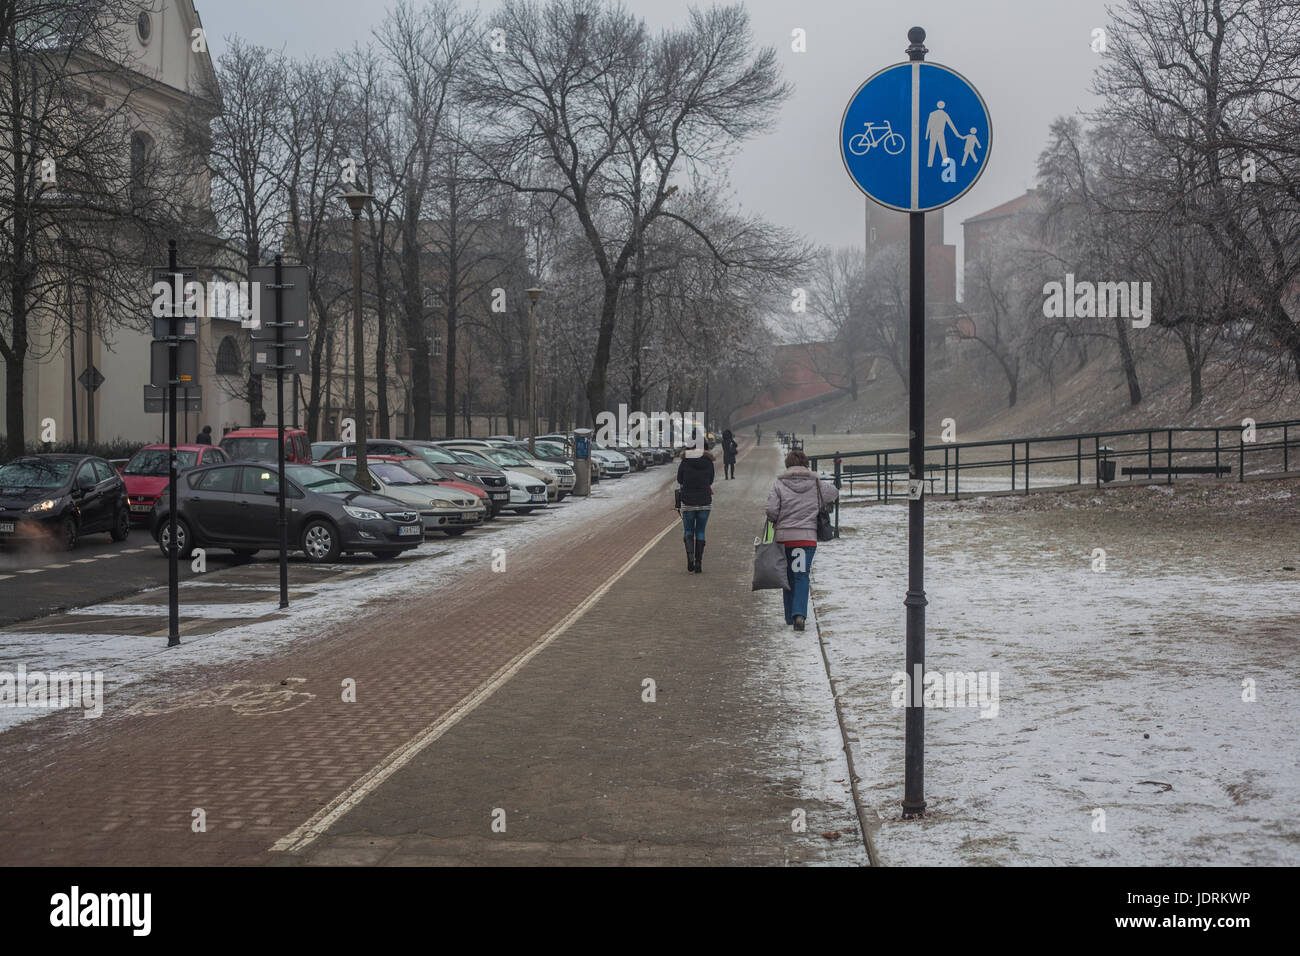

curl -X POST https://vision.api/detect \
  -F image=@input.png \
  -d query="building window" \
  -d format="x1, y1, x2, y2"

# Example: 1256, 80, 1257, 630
215, 336, 241, 375
137, 12, 152, 44
432, 333, 442, 358
130, 131, 154, 201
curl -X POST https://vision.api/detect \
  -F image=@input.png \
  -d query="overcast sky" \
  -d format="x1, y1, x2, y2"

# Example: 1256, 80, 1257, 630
198, 0, 1113, 261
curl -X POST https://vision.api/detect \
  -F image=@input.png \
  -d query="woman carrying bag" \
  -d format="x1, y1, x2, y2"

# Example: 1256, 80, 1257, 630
764, 449, 838, 631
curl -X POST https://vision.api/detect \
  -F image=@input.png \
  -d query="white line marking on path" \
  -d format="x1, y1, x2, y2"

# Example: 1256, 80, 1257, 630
270, 514, 682, 854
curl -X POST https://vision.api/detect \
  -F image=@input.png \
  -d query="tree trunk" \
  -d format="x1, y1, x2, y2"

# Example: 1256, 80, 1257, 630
1112, 316, 1142, 406
585, 280, 620, 422
4, 281, 28, 458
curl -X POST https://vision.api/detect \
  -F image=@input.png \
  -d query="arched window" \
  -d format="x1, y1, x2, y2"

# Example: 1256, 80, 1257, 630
215, 336, 241, 375
130, 131, 154, 203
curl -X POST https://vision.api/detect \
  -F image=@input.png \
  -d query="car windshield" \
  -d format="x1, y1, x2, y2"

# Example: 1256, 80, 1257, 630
370, 463, 426, 485
0, 458, 74, 489
395, 459, 448, 482
409, 444, 460, 465
124, 449, 198, 475
487, 448, 530, 466
221, 437, 279, 461
452, 450, 494, 468
285, 464, 363, 494
311, 443, 337, 459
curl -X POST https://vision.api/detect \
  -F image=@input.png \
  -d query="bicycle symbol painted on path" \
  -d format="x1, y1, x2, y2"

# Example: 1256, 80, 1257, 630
848, 119, 905, 156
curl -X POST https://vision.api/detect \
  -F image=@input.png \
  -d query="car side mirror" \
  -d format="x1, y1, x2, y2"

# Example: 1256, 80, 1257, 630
263, 487, 281, 496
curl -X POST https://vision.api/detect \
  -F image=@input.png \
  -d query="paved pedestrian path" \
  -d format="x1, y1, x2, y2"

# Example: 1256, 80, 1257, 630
0, 442, 866, 866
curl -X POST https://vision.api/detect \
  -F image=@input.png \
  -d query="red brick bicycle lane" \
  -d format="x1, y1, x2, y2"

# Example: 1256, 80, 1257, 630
0, 475, 681, 865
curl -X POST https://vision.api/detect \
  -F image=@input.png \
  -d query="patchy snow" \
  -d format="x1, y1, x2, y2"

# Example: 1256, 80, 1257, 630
811, 478, 1300, 865
0, 469, 671, 734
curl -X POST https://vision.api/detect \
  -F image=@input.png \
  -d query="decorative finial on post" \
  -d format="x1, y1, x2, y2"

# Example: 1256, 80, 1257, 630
906, 26, 927, 61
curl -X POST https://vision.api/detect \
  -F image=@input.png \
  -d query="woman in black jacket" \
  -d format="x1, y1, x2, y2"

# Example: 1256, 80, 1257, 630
721, 429, 738, 479
677, 445, 714, 573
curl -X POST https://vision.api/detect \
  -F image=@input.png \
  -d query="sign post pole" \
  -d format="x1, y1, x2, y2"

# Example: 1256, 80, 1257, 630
166, 240, 180, 647
839, 25, 991, 818
274, 254, 288, 610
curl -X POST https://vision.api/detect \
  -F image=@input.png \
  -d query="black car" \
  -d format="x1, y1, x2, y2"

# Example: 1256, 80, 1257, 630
0, 454, 129, 550
150, 462, 423, 562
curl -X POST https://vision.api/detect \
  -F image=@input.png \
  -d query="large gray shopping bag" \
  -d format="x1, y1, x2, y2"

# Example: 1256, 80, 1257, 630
752, 520, 790, 591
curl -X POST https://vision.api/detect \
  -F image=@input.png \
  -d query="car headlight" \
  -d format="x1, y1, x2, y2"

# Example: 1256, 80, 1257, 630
454, 471, 481, 484
27, 498, 60, 512
431, 498, 453, 508
343, 505, 383, 521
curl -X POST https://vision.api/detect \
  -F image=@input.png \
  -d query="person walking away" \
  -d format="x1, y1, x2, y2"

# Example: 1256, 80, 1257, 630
721, 429, 738, 479
195, 425, 213, 445
765, 449, 838, 631
677, 442, 714, 572
755, 423, 762, 446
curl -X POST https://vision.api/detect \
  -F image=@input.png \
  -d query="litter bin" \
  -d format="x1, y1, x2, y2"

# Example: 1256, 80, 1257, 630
1097, 445, 1116, 483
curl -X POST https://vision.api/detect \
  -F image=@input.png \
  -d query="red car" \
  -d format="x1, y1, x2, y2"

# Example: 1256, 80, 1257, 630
120, 444, 229, 524
219, 426, 313, 464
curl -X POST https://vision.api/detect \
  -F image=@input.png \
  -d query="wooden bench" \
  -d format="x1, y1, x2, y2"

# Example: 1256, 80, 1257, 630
1120, 465, 1231, 478
836, 463, 939, 495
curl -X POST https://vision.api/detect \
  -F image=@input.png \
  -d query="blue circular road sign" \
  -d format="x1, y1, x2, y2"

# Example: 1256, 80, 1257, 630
840, 61, 991, 212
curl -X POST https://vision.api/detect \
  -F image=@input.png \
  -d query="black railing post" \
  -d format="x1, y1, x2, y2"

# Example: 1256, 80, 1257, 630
1167, 429, 1173, 484
1095, 436, 1101, 489
1010, 441, 1016, 491
1215, 428, 1220, 476
944, 445, 949, 495
1239, 431, 1245, 482
1147, 430, 1153, 479
1286, 425, 1290, 473
833, 455, 841, 539
1076, 437, 1081, 486
883, 452, 889, 503
954, 445, 960, 501
1025, 440, 1030, 494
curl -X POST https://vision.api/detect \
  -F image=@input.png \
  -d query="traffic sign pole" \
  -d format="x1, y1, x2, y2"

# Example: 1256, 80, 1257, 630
166, 240, 180, 647
274, 254, 289, 610
840, 26, 991, 818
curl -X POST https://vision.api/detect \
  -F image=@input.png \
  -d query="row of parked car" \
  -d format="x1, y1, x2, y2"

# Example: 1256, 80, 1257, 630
0, 425, 681, 563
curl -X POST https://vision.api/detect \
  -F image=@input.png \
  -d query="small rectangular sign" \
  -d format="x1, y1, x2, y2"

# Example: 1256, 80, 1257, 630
249, 264, 310, 340
252, 340, 310, 374
150, 339, 199, 387
144, 384, 202, 413
908, 479, 924, 500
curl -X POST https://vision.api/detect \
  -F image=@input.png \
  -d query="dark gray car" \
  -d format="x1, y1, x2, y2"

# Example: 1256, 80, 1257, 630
150, 462, 422, 562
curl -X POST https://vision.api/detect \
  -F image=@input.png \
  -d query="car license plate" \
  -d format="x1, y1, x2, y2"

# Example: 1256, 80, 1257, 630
398, 525, 420, 536
0, 521, 13, 533
131, 504, 152, 513
491, 492, 507, 500
531, 494, 546, 503
462, 512, 477, 521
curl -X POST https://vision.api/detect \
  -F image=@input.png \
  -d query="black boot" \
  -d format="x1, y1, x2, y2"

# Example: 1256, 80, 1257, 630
685, 535, 695, 572
694, 539, 705, 573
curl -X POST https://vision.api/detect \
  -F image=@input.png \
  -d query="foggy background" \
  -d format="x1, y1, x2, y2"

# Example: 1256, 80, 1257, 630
198, 0, 1113, 264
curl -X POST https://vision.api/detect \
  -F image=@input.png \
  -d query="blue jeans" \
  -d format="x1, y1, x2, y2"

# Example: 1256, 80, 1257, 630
783, 545, 816, 623
682, 508, 710, 540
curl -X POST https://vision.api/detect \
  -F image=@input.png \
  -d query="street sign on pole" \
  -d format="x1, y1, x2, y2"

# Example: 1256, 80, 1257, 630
249, 264, 310, 339
78, 366, 105, 392
150, 339, 198, 387
840, 27, 990, 820
252, 341, 310, 374
145, 384, 201, 413
840, 54, 991, 212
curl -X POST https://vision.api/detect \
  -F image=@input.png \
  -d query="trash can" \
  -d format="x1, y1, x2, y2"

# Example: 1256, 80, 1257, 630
1097, 445, 1116, 483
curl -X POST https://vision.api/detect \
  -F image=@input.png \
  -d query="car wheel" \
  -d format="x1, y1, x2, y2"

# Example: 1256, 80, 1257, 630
157, 518, 193, 559
371, 550, 400, 560
110, 507, 130, 542
443, 528, 468, 536
56, 516, 78, 552
301, 519, 341, 563
232, 548, 259, 557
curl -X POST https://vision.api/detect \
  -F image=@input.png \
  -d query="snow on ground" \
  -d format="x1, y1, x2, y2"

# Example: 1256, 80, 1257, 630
0, 468, 671, 734
811, 478, 1300, 865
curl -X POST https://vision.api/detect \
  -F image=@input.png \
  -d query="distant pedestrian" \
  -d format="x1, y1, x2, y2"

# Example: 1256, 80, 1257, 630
755, 423, 762, 446
195, 425, 213, 445
765, 449, 838, 631
677, 442, 714, 573
721, 429, 738, 479
812, 422, 817, 436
